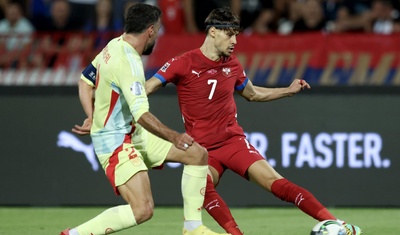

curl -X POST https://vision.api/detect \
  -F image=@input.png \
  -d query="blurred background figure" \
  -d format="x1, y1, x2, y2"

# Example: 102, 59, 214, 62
31, 0, 83, 68
328, 0, 400, 33
83, 0, 121, 54
292, 0, 327, 32
274, 0, 298, 34
322, 0, 345, 23
166, 0, 277, 35
369, 0, 400, 34
0, 0, 8, 19
239, 0, 276, 35
182, 0, 240, 34
320, 0, 346, 31
0, 0, 34, 68
29, 0, 51, 22
67, 0, 96, 29
158, 0, 185, 34
32, 0, 80, 32
329, 0, 372, 32
277, 0, 327, 34
112, 0, 143, 32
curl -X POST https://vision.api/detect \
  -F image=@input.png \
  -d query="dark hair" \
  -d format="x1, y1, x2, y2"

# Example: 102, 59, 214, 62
204, 7, 240, 34
124, 3, 161, 34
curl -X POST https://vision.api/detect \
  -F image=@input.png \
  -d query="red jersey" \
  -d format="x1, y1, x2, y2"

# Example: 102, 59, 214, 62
154, 48, 249, 149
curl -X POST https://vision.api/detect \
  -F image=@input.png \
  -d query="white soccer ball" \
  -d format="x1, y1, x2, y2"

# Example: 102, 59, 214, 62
310, 220, 346, 235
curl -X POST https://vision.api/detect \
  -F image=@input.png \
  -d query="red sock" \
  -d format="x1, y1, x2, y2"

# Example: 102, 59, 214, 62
271, 178, 336, 221
203, 175, 244, 235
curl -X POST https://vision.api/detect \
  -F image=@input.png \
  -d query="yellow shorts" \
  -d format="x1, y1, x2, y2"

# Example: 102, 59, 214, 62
97, 130, 172, 195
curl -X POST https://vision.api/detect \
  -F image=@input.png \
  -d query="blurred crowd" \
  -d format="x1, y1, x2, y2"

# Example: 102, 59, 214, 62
0, 0, 400, 69
181, 0, 400, 35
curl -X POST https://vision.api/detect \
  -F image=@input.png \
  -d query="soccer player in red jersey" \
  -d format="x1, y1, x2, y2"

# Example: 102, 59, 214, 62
144, 7, 363, 235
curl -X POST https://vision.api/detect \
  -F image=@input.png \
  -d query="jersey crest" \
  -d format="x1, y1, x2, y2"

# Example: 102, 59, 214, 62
130, 82, 143, 95
222, 67, 231, 77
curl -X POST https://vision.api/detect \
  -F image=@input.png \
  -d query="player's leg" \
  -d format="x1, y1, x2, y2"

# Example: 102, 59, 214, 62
247, 160, 363, 234
201, 136, 267, 235
203, 165, 244, 235
64, 172, 152, 235
146, 133, 229, 235
247, 159, 336, 221
62, 144, 152, 235
204, 136, 332, 233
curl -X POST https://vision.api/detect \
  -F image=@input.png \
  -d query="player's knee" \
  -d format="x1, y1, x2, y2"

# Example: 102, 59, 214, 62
186, 143, 208, 165
133, 202, 154, 224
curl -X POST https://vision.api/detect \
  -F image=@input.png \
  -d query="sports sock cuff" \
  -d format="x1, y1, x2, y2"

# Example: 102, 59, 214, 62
271, 178, 289, 191
118, 205, 137, 228
183, 165, 208, 178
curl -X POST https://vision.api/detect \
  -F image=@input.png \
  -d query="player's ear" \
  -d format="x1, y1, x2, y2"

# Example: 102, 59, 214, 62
148, 25, 154, 37
209, 26, 217, 38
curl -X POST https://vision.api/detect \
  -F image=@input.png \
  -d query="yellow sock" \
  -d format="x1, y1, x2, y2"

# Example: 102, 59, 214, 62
181, 165, 208, 221
76, 204, 136, 234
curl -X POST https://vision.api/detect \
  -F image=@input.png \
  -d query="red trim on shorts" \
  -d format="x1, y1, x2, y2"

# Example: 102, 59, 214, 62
152, 164, 164, 170
106, 132, 133, 195
104, 90, 120, 126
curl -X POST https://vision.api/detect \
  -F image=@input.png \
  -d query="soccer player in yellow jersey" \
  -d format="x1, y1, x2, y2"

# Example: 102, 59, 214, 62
61, 3, 229, 235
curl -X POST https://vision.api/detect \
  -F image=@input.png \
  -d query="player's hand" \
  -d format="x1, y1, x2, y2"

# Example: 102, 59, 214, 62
72, 117, 92, 136
173, 133, 194, 151
290, 78, 311, 93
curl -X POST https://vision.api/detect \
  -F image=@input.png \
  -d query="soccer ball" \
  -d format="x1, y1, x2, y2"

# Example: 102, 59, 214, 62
310, 220, 346, 235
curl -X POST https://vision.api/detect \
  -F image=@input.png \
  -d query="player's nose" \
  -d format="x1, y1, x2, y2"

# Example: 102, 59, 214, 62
231, 35, 237, 44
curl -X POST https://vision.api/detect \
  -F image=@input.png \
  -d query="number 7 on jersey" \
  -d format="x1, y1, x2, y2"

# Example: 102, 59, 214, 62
207, 79, 217, 100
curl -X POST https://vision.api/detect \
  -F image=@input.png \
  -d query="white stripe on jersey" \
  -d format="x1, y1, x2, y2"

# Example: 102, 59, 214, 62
124, 45, 142, 78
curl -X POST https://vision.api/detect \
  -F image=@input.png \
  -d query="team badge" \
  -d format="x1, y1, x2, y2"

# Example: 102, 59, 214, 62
222, 67, 231, 77
130, 157, 142, 166
130, 82, 143, 95
200, 187, 206, 196
105, 228, 114, 234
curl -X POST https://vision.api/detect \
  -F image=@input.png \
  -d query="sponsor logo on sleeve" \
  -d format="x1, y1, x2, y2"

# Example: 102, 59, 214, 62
160, 62, 171, 72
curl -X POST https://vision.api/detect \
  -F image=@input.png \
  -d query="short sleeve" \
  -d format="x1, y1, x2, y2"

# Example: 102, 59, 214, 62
234, 62, 249, 91
153, 56, 186, 86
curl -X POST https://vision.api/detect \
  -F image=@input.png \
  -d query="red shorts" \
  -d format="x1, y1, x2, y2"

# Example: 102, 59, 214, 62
208, 135, 265, 180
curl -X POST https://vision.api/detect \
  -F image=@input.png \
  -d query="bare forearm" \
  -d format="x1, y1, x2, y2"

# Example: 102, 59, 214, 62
137, 112, 179, 143
245, 79, 309, 101
250, 86, 294, 102
78, 80, 94, 118
145, 77, 163, 96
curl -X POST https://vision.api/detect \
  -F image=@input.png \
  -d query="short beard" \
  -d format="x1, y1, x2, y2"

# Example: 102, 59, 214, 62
221, 51, 231, 57
143, 42, 155, 55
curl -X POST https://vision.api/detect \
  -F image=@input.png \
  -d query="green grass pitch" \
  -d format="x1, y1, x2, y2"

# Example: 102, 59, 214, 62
0, 207, 398, 234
